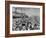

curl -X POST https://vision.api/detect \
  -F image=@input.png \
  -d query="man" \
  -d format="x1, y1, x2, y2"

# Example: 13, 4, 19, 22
21, 24, 26, 31
27, 22, 33, 30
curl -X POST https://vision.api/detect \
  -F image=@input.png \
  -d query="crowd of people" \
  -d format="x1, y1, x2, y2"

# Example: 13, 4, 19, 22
12, 16, 40, 31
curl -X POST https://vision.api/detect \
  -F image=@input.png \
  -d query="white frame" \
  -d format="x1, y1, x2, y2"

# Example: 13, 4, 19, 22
10, 4, 43, 34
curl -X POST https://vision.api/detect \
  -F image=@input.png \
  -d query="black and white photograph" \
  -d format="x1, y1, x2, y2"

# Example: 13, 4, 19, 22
12, 7, 40, 31
10, 4, 43, 34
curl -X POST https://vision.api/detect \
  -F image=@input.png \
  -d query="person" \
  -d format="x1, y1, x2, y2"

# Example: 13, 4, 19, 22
27, 22, 33, 30
15, 26, 20, 31
21, 24, 26, 31
34, 24, 38, 30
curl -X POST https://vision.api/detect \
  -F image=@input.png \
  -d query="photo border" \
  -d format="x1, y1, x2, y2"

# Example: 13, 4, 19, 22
5, 1, 45, 37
